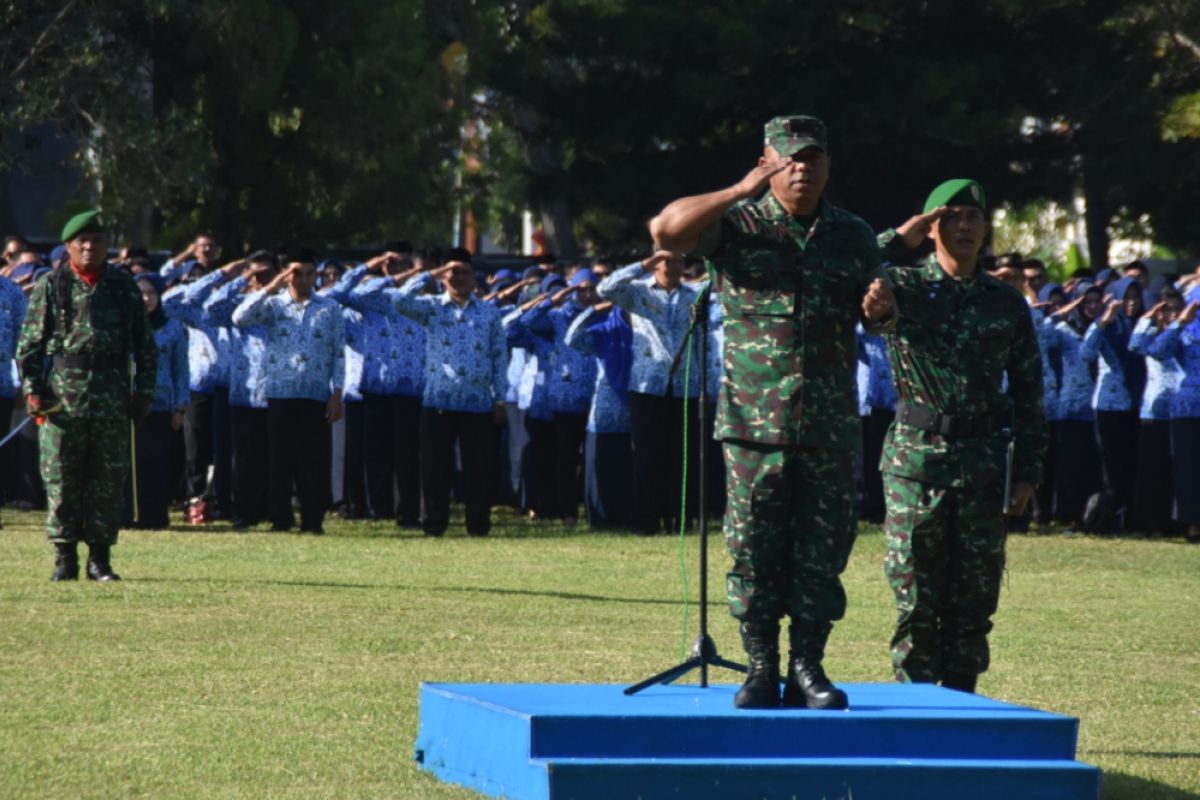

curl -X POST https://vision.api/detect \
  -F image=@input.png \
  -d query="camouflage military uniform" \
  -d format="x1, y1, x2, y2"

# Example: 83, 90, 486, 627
16, 265, 157, 545
701, 191, 893, 663
876, 248, 1045, 684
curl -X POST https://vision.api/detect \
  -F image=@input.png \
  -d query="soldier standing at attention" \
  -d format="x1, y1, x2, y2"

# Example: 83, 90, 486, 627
649, 116, 897, 710
876, 180, 1045, 691
17, 210, 158, 581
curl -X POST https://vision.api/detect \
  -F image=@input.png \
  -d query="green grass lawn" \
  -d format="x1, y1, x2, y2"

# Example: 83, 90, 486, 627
1, 508, 1197, 799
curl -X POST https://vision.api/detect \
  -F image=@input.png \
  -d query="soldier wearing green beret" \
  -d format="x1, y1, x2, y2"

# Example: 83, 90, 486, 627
16, 210, 158, 581
651, 115, 897, 709
876, 180, 1046, 691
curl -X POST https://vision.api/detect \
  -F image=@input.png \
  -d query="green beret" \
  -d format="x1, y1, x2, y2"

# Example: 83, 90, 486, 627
923, 179, 986, 213
61, 209, 106, 242
764, 115, 828, 156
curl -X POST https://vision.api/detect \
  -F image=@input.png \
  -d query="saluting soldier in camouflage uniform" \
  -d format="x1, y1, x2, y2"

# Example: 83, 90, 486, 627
876, 180, 1045, 691
651, 116, 897, 709
16, 210, 158, 582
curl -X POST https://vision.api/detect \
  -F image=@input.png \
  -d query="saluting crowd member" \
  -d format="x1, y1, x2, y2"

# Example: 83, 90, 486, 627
1142, 286, 1200, 542
649, 115, 896, 710
16, 210, 158, 581
232, 248, 345, 535
1128, 287, 1185, 534
385, 248, 507, 537
597, 251, 706, 537
564, 300, 635, 528
877, 180, 1045, 692
1032, 282, 1067, 523
857, 324, 896, 525
126, 274, 190, 529
1041, 284, 1104, 526
200, 253, 277, 528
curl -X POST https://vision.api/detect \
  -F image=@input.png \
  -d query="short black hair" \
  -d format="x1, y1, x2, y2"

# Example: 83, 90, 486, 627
386, 240, 413, 255
1123, 260, 1148, 274
247, 249, 279, 268
445, 246, 473, 266
283, 245, 317, 266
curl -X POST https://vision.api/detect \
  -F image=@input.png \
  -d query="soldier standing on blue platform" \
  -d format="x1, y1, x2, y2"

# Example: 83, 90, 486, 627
649, 116, 897, 710
17, 210, 158, 581
876, 180, 1045, 691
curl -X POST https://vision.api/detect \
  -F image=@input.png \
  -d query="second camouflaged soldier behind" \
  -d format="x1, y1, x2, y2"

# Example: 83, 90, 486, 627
650, 116, 897, 709
876, 180, 1045, 692
16, 210, 158, 581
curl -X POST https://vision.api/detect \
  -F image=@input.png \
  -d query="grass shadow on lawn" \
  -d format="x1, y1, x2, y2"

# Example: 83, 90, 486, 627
1101, 771, 1200, 800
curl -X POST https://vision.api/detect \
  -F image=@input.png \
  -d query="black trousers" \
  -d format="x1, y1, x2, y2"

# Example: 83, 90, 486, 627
210, 386, 233, 516
627, 391, 700, 534
583, 431, 634, 528
1095, 410, 1138, 519
267, 399, 329, 532
553, 412, 588, 519
1130, 419, 1175, 533
230, 406, 269, 525
183, 390, 213, 499
1054, 420, 1101, 526
523, 417, 557, 516
420, 407, 493, 536
1035, 421, 1058, 523
861, 408, 893, 524
0, 397, 12, 504
1171, 418, 1200, 524
342, 401, 368, 517
393, 395, 422, 524
125, 411, 172, 529
359, 393, 393, 519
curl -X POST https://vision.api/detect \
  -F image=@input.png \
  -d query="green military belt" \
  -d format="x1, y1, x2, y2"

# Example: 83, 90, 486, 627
52, 354, 128, 370
895, 401, 1010, 439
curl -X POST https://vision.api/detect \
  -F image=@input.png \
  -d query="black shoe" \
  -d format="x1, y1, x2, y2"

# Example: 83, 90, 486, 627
941, 671, 978, 693
734, 657, 781, 709
51, 543, 79, 582
300, 526, 325, 535
782, 660, 848, 710
85, 543, 121, 582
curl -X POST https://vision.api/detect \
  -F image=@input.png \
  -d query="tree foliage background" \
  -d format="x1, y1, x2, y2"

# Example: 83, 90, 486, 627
2, 0, 1199, 264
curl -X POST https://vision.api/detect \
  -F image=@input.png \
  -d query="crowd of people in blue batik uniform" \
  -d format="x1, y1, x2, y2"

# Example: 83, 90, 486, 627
2, 233, 1198, 541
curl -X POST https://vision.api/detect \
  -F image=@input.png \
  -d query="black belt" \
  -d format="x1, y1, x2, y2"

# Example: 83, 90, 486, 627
52, 354, 128, 371
895, 401, 1010, 439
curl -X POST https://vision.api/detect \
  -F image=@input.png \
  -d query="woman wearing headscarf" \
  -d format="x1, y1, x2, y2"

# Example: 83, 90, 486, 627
1032, 283, 1066, 523
1079, 276, 1145, 528
126, 273, 190, 528
1144, 286, 1200, 542
1041, 283, 1103, 526
1128, 287, 1185, 535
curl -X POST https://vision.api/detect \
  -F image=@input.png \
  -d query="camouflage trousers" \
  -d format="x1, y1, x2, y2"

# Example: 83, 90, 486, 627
883, 474, 1006, 683
723, 441, 856, 661
40, 414, 131, 545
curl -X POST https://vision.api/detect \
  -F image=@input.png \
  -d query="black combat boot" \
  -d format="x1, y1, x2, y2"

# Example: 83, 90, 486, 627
734, 621, 781, 709
941, 671, 978, 693
783, 659, 849, 710
51, 542, 79, 581
85, 542, 121, 582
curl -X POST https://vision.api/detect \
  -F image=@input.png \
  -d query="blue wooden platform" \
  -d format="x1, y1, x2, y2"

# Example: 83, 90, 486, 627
415, 682, 1101, 800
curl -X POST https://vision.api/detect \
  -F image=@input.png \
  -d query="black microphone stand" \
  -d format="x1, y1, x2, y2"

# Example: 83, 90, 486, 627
625, 283, 745, 695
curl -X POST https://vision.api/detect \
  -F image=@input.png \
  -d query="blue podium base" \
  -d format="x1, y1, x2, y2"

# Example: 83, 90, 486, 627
415, 682, 1101, 800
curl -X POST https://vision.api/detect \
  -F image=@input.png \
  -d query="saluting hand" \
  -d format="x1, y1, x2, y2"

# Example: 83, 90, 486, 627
733, 158, 792, 200
862, 278, 895, 322
895, 206, 951, 249
265, 264, 297, 294
1097, 299, 1121, 328
1179, 301, 1200, 326
1052, 294, 1086, 318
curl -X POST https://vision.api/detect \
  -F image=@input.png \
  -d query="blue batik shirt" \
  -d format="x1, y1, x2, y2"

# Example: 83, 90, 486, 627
232, 289, 346, 402
202, 277, 268, 409
856, 325, 897, 415
347, 273, 427, 397
1080, 318, 1135, 412
0, 276, 28, 399
706, 293, 724, 401
386, 273, 506, 413
1144, 319, 1200, 419
597, 263, 706, 398
161, 270, 230, 393
148, 318, 191, 412
1129, 316, 1183, 421
325, 265, 393, 397
564, 305, 631, 434
516, 300, 598, 415
504, 306, 554, 421
328, 296, 365, 404
1042, 318, 1096, 422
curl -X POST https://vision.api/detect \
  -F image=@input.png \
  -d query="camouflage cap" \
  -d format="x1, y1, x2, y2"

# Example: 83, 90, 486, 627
764, 115, 828, 156
61, 209, 105, 242
923, 179, 986, 213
